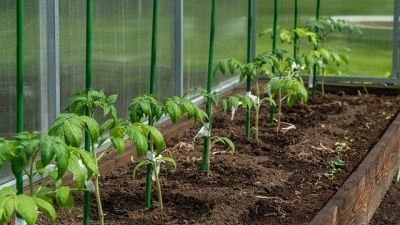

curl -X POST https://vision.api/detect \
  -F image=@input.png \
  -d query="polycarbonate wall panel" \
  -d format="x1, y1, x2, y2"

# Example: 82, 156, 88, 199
256, 0, 394, 77
184, 0, 248, 91
60, 0, 174, 119
0, 0, 41, 184
0, 1, 41, 138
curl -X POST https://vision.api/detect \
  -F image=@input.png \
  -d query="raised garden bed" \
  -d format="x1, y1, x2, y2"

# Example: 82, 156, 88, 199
370, 179, 400, 225
41, 87, 400, 225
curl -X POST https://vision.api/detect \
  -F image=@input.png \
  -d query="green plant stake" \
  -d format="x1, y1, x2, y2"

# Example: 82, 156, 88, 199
83, 0, 93, 224
269, 0, 279, 123
145, 0, 159, 209
16, 0, 24, 196
245, 0, 253, 138
312, 0, 321, 97
201, 0, 216, 173
293, 0, 299, 58
15, 1, 25, 224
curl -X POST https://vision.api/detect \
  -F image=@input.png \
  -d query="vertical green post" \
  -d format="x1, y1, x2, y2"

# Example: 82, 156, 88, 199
16, 0, 24, 196
145, 0, 159, 209
293, 0, 299, 58
269, 0, 278, 123
83, 0, 93, 224
312, 0, 321, 97
201, 0, 216, 172
245, 0, 253, 138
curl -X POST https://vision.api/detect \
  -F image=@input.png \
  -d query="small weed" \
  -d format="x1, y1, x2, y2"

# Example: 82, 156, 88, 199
324, 158, 345, 180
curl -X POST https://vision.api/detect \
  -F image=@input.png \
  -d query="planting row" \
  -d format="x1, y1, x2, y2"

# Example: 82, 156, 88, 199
0, 17, 359, 225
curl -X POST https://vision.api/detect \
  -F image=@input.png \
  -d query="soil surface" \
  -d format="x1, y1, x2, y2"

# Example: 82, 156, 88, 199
370, 180, 400, 225
41, 91, 400, 225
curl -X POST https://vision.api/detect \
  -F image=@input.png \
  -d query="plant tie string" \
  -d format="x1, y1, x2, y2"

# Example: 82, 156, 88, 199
194, 122, 211, 140
246, 91, 259, 104
146, 151, 162, 181
77, 159, 95, 192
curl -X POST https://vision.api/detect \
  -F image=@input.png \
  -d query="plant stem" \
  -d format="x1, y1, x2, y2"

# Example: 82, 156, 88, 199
255, 80, 261, 142
145, 115, 154, 209
28, 150, 39, 196
92, 143, 105, 225
277, 88, 282, 132
153, 164, 163, 211
321, 67, 325, 95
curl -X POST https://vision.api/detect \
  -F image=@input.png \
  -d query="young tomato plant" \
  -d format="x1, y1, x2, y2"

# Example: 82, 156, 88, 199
185, 88, 236, 162
129, 94, 206, 210
0, 132, 97, 225
50, 89, 154, 225
216, 53, 277, 141
265, 55, 308, 132
305, 17, 361, 95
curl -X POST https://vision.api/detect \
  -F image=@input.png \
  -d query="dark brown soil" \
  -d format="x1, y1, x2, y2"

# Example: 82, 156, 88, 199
41, 91, 400, 225
370, 180, 400, 225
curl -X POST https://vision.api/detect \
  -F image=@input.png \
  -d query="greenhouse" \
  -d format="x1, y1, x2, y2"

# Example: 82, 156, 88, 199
0, 0, 399, 224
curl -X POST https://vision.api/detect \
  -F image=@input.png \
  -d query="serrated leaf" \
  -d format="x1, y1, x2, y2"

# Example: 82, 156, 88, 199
68, 155, 86, 189
15, 195, 38, 225
110, 137, 125, 155
79, 150, 98, 175
126, 125, 148, 157
55, 186, 71, 207
54, 145, 70, 178
62, 117, 83, 147
143, 125, 165, 155
79, 116, 100, 142
0, 188, 15, 197
132, 160, 151, 179
34, 197, 56, 221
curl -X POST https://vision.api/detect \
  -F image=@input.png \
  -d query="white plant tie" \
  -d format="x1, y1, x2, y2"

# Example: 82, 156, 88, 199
15, 217, 27, 225
308, 69, 314, 89
246, 91, 260, 104
77, 159, 95, 192
318, 60, 325, 68
147, 151, 162, 181
231, 106, 237, 121
194, 122, 211, 140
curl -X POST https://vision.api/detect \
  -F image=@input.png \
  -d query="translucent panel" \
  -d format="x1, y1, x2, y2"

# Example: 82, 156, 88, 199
256, 0, 394, 77
184, 0, 248, 91
60, 0, 175, 119
0, 0, 41, 184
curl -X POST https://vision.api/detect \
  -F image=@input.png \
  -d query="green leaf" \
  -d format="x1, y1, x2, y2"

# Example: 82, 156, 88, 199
54, 145, 70, 178
40, 138, 56, 166
107, 94, 118, 104
0, 188, 15, 197
132, 160, 151, 179
62, 117, 83, 147
126, 125, 148, 157
158, 157, 177, 171
68, 155, 86, 189
15, 195, 38, 225
164, 100, 182, 123
110, 137, 125, 155
143, 125, 165, 155
1, 197, 14, 221
34, 197, 56, 221
55, 186, 71, 207
79, 150, 98, 175
211, 137, 236, 153
79, 116, 100, 142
